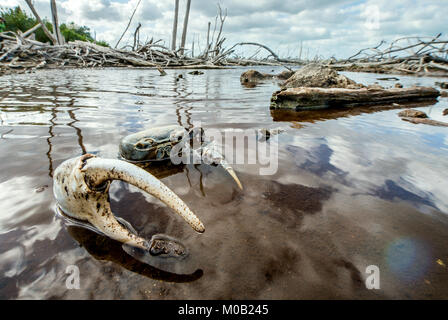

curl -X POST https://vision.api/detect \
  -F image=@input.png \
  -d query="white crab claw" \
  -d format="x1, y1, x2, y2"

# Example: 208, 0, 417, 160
53, 154, 204, 250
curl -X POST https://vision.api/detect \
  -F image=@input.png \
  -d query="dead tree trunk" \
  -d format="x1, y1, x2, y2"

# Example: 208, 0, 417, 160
171, 0, 179, 50
180, 0, 191, 56
205, 21, 211, 58
24, 0, 58, 45
212, 4, 227, 57
50, 0, 64, 45
133, 23, 141, 51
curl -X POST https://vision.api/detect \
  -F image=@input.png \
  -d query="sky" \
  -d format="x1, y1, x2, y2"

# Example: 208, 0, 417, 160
1, 0, 447, 59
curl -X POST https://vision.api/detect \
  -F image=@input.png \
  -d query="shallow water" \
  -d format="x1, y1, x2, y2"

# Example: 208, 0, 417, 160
1, 67, 448, 299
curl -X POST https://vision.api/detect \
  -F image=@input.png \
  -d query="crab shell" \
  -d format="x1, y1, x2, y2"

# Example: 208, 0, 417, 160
119, 125, 242, 189
119, 125, 187, 162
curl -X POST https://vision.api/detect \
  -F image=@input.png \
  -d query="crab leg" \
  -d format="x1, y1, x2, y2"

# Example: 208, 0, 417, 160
197, 142, 243, 190
218, 159, 243, 190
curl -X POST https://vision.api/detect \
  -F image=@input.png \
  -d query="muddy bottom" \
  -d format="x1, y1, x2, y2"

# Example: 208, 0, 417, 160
0, 67, 448, 299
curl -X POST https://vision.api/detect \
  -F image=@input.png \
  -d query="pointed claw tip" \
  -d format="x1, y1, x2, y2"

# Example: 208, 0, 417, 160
234, 178, 243, 190
226, 168, 243, 190
195, 222, 205, 233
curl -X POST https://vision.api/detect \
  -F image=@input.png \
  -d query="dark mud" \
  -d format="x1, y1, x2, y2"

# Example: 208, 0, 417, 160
0, 67, 448, 299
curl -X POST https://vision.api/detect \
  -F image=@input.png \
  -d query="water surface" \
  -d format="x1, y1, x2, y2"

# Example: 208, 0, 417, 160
1, 67, 448, 299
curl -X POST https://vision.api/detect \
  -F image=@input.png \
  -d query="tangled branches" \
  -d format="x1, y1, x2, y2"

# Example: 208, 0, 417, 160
328, 34, 448, 76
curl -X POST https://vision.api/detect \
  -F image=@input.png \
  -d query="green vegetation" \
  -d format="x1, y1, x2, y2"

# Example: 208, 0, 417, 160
0, 21, 5, 33
0, 6, 109, 47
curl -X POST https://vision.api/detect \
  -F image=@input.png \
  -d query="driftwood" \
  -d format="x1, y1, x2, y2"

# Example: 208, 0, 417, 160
398, 108, 448, 127
0, 34, 234, 76
240, 69, 294, 84
1, 2, 301, 76
115, 0, 142, 49
401, 117, 448, 127
24, 0, 58, 45
133, 23, 142, 51
328, 35, 448, 76
1, 22, 292, 76
270, 87, 440, 110
22, 23, 42, 38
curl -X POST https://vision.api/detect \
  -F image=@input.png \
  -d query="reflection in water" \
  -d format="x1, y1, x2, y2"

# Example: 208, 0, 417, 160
261, 181, 333, 227
45, 93, 87, 177
286, 143, 349, 185
1, 68, 448, 299
131, 159, 186, 179
270, 100, 438, 125
67, 226, 203, 283
67, 108, 87, 155
375, 179, 436, 208
46, 108, 56, 177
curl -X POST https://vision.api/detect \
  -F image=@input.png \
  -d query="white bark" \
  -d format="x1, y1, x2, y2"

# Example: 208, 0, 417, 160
180, 0, 191, 55
171, 0, 179, 50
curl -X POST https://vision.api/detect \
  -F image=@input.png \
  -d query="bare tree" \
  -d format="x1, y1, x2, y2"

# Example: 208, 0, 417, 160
180, 0, 191, 55
24, 0, 58, 45
133, 23, 142, 51
205, 21, 211, 58
212, 4, 227, 57
115, 0, 142, 49
171, 0, 179, 50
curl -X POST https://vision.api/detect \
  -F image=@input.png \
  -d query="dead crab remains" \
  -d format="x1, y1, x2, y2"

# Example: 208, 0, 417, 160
118, 125, 243, 189
53, 125, 243, 255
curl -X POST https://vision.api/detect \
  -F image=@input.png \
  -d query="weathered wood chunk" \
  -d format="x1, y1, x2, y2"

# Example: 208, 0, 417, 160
270, 86, 440, 110
397, 109, 428, 118
401, 117, 448, 127
240, 69, 294, 84
281, 64, 363, 89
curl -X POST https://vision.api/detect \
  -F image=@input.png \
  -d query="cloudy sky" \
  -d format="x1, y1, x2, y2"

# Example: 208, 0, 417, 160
1, 0, 447, 59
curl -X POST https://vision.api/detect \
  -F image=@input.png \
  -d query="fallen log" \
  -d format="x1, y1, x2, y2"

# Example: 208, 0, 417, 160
270, 86, 440, 110
429, 61, 448, 72
401, 117, 448, 127
22, 23, 42, 38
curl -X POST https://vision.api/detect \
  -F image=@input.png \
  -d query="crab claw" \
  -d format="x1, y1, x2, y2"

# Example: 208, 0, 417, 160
199, 141, 243, 190
53, 154, 204, 250
219, 160, 243, 190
